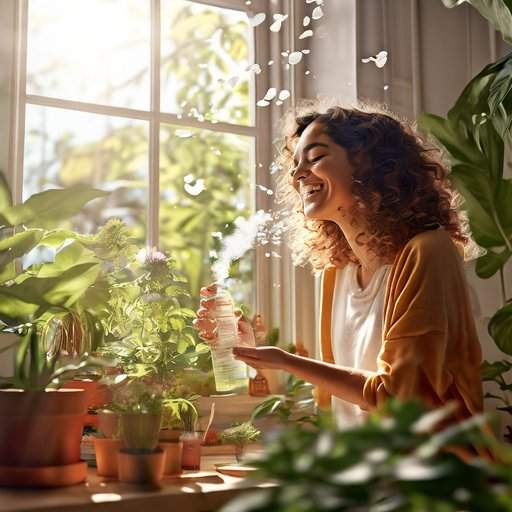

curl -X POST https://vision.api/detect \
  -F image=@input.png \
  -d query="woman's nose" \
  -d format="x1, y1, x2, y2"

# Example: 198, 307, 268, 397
293, 163, 310, 182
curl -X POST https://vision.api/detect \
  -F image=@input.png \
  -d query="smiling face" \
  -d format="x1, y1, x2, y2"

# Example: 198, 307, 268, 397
291, 120, 355, 222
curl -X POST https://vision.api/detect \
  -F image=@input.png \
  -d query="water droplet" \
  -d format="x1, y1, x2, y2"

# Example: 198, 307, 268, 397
361, 50, 388, 68
281, 50, 289, 57
263, 87, 277, 100
383, 84, 389, 91
312, 6, 324, 19
275, 100, 283, 106
299, 30, 313, 39
302, 49, 311, 54
257, 99, 270, 107
303, 16, 311, 26
184, 179, 205, 196
305, 70, 311, 75
184, 173, 194, 183
175, 129, 194, 138
278, 89, 291, 100
288, 51, 303, 65
245, 0, 252, 4
268, 60, 274, 65
270, 20, 282, 32
249, 12, 266, 27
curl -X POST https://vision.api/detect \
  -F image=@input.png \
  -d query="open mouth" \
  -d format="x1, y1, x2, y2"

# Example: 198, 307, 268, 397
302, 183, 324, 199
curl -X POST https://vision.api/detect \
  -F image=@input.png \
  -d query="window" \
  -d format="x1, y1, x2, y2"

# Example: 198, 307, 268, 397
11, 0, 271, 310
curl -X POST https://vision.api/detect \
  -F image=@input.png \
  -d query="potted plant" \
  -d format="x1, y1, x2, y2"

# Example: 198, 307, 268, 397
418, 1, 512, 439
220, 421, 261, 462
0, 178, 112, 487
112, 379, 165, 485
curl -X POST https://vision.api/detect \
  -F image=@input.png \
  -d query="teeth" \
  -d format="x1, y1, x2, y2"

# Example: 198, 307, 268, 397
302, 184, 323, 197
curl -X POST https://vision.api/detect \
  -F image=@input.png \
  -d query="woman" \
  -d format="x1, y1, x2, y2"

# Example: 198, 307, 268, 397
194, 102, 484, 428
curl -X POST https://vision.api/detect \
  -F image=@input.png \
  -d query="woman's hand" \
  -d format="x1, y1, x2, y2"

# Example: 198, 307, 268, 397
193, 283, 218, 346
193, 283, 256, 347
233, 345, 290, 371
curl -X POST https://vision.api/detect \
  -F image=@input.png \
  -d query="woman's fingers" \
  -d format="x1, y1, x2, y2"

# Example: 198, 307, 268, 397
200, 297, 216, 311
233, 346, 288, 370
200, 283, 217, 297
192, 317, 217, 332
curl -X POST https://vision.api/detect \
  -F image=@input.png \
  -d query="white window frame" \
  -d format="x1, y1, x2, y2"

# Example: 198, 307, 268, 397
8, 0, 273, 318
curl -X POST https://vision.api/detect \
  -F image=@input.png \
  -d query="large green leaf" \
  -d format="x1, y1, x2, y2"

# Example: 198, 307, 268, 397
416, 113, 485, 166
488, 303, 512, 355
475, 248, 512, 278
450, 164, 512, 248
2, 185, 108, 228
481, 359, 512, 380
0, 229, 44, 283
442, 0, 512, 44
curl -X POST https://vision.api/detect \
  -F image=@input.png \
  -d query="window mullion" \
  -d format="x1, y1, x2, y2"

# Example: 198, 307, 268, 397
148, 0, 161, 249
9, 0, 28, 206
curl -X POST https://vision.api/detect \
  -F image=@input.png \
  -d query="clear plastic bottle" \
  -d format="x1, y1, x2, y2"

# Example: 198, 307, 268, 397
210, 288, 250, 393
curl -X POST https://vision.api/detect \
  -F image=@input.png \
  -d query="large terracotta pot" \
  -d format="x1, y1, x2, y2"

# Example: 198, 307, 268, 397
117, 448, 165, 485
62, 379, 112, 409
93, 437, 121, 478
0, 388, 87, 468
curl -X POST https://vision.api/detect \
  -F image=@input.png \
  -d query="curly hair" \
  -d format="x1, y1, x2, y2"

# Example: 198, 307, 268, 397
274, 100, 473, 272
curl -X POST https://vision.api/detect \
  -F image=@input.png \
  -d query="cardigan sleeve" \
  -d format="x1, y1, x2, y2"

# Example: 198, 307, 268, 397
363, 232, 458, 409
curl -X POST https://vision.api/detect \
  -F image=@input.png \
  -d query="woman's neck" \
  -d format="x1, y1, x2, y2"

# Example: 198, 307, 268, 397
334, 215, 391, 284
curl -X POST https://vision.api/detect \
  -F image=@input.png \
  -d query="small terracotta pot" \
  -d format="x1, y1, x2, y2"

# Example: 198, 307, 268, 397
120, 413, 162, 452
117, 448, 165, 484
159, 428, 183, 442
93, 438, 121, 478
97, 410, 120, 438
180, 432, 201, 470
159, 441, 182, 476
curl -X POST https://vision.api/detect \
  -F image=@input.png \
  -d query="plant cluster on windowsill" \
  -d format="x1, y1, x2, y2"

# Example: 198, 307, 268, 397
223, 400, 512, 512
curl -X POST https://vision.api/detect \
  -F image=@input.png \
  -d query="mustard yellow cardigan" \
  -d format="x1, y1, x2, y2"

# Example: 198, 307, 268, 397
318, 229, 484, 422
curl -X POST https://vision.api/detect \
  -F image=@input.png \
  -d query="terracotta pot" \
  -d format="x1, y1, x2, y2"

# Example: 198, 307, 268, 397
159, 428, 183, 442
117, 448, 165, 484
97, 409, 120, 438
159, 441, 182, 476
0, 389, 87, 468
180, 432, 201, 470
93, 438, 121, 478
62, 379, 112, 409
120, 413, 162, 451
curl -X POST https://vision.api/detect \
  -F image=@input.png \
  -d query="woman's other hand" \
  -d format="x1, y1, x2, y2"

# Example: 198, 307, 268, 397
233, 346, 289, 371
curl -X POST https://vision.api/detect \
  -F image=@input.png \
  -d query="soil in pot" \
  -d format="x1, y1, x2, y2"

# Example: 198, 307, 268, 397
93, 438, 121, 478
117, 448, 165, 485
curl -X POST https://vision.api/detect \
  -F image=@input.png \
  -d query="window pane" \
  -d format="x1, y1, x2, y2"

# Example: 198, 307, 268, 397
24, 104, 148, 238
160, 125, 254, 309
27, 0, 150, 110
161, 0, 254, 126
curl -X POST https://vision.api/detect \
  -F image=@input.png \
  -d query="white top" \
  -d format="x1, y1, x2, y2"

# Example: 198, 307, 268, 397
331, 263, 391, 428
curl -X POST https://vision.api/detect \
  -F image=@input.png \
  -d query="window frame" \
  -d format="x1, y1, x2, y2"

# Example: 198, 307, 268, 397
8, 0, 273, 317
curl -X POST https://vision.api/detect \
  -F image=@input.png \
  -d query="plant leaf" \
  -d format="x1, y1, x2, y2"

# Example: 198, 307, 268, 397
488, 303, 512, 355
2, 186, 109, 228
475, 248, 512, 278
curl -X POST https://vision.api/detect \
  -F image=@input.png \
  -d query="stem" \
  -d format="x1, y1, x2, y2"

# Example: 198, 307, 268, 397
492, 209, 512, 253
499, 266, 507, 307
